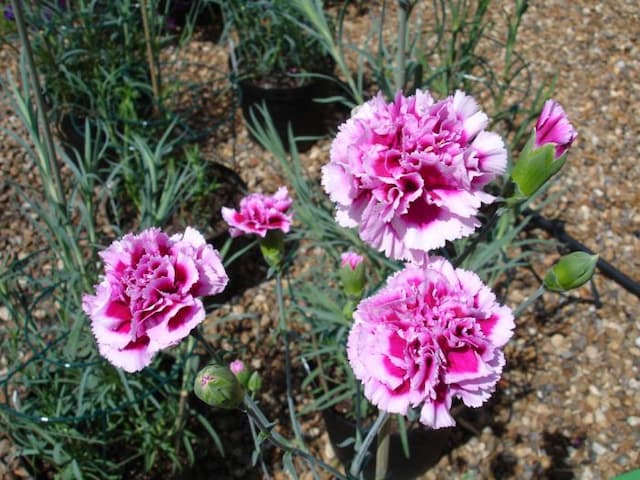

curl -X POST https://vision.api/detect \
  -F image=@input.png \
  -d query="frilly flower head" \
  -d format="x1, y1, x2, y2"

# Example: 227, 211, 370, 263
347, 257, 514, 429
534, 99, 577, 158
221, 186, 293, 238
82, 227, 228, 372
322, 90, 507, 263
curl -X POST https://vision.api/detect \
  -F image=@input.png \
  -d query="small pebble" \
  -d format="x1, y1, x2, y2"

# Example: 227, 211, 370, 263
592, 441, 608, 456
627, 416, 640, 427
585, 345, 599, 360
550, 333, 565, 349
0, 438, 10, 457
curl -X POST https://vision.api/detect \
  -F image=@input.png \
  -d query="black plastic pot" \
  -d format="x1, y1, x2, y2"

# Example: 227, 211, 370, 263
159, 0, 223, 41
54, 102, 154, 168
236, 75, 334, 153
322, 409, 453, 480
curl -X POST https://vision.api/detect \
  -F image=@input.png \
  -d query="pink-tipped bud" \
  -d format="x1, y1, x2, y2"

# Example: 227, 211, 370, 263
230, 359, 251, 387
534, 99, 577, 158
340, 252, 365, 298
230, 360, 245, 375
340, 252, 364, 270
512, 100, 577, 197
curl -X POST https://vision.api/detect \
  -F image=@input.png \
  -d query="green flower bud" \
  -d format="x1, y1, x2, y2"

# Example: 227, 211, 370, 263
543, 252, 598, 292
194, 364, 244, 409
339, 252, 365, 298
511, 133, 567, 198
260, 229, 285, 269
247, 371, 262, 393
230, 359, 251, 387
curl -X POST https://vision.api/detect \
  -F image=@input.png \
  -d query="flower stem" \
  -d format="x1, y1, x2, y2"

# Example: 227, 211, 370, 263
374, 414, 391, 480
243, 394, 347, 480
139, 0, 161, 109
350, 410, 389, 477
190, 327, 222, 363
248, 414, 271, 479
275, 272, 305, 447
10, 0, 64, 210
513, 284, 545, 318
453, 206, 500, 268
10, 0, 89, 291
395, 3, 408, 92
190, 304, 343, 477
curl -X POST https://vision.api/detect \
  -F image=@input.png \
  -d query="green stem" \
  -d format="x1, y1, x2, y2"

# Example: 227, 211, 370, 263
374, 414, 391, 480
453, 204, 501, 268
395, 3, 408, 92
11, 0, 64, 209
191, 303, 343, 477
350, 410, 389, 477
275, 272, 305, 447
139, 0, 161, 109
243, 394, 348, 480
174, 337, 196, 452
11, 0, 89, 290
513, 284, 545, 318
247, 414, 271, 478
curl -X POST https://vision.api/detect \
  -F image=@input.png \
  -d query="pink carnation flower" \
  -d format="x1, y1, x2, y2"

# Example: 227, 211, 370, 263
322, 90, 507, 263
82, 227, 228, 373
340, 251, 364, 270
534, 99, 577, 158
347, 257, 514, 429
221, 187, 293, 238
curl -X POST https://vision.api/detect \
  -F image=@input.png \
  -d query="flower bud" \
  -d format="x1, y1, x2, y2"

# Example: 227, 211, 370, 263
543, 252, 598, 292
339, 252, 365, 298
247, 371, 262, 393
229, 359, 245, 375
230, 359, 251, 387
511, 99, 576, 197
511, 141, 562, 197
259, 229, 285, 269
194, 364, 244, 409
534, 99, 577, 158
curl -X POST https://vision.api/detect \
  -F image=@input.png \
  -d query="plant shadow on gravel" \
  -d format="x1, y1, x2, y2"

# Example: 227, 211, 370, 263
541, 431, 579, 480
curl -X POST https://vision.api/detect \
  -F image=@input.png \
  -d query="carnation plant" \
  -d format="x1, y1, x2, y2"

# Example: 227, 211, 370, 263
0, 7, 230, 477
22, 0, 153, 121
222, 0, 333, 87
79, 88, 586, 478
236, 83, 588, 478
2, 1, 598, 479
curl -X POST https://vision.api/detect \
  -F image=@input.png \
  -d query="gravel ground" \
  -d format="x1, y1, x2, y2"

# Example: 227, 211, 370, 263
1, 1, 639, 479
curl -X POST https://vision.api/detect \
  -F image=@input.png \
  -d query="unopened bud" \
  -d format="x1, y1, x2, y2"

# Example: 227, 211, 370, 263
194, 364, 243, 409
260, 229, 285, 269
230, 360, 251, 387
339, 252, 365, 298
247, 371, 262, 393
511, 100, 576, 198
511, 140, 565, 197
543, 252, 598, 292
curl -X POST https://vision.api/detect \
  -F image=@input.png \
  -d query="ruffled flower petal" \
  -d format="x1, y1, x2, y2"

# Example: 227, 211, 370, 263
323, 89, 506, 262
83, 227, 228, 372
347, 258, 514, 429
222, 187, 293, 238
535, 99, 578, 157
